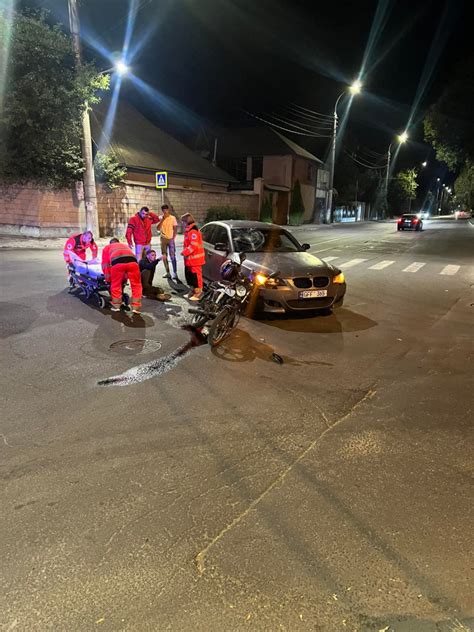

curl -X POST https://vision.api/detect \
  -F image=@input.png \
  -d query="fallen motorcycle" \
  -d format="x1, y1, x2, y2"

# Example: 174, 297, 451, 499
188, 254, 258, 346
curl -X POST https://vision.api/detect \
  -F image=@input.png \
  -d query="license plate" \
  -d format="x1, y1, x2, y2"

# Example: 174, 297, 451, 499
299, 289, 327, 298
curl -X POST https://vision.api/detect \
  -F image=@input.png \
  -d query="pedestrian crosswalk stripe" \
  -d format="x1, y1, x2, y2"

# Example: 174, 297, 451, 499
340, 258, 367, 268
440, 265, 460, 276
321, 256, 339, 262
368, 260, 395, 270
403, 262, 426, 273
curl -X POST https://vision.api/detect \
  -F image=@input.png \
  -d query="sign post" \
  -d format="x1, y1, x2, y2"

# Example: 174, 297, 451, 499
155, 171, 168, 205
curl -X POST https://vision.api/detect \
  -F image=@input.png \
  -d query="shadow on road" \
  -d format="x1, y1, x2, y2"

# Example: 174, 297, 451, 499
0, 302, 39, 339
211, 328, 333, 365
260, 307, 377, 334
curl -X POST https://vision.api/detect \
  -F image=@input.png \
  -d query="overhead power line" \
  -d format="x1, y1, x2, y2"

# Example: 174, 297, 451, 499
244, 111, 332, 138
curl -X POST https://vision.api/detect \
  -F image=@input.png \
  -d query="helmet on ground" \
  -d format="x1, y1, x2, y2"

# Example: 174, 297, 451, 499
220, 259, 240, 282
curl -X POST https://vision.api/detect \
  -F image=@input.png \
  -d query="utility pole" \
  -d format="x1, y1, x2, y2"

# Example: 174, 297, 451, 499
68, 0, 99, 235
326, 108, 338, 224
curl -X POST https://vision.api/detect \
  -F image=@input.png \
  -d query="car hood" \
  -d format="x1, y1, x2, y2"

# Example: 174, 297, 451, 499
242, 251, 337, 277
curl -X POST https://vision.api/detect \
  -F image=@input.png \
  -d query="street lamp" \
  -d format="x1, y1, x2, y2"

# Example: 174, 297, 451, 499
422, 161, 427, 167
385, 131, 408, 215
326, 79, 362, 223
100, 60, 131, 76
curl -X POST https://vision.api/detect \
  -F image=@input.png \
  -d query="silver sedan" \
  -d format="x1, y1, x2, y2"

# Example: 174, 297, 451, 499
200, 220, 346, 314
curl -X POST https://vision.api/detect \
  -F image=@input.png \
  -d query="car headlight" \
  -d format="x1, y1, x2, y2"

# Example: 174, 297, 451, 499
333, 272, 345, 284
235, 284, 247, 297
255, 273, 268, 286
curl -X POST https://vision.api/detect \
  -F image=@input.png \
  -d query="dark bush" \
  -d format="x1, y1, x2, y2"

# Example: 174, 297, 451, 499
204, 206, 244, 222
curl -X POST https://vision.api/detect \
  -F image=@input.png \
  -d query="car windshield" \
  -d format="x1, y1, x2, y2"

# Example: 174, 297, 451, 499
231, 227, 300, 253
403, 215, 417, 219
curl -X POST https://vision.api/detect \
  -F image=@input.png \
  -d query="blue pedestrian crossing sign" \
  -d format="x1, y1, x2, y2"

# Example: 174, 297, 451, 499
155, 171, 168, 189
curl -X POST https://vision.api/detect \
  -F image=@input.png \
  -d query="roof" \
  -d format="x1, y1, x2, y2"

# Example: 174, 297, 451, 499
198, 126, 324, 164
90, 100, 236, 183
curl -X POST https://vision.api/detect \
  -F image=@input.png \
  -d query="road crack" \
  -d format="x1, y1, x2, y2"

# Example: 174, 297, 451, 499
194, 386, 377, 574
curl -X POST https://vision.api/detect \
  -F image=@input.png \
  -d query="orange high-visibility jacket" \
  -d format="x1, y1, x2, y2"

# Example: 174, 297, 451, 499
101, 243, 137, 281
63, 233, 98, 262
125, 212, 160, 246
182, 223, 205, 267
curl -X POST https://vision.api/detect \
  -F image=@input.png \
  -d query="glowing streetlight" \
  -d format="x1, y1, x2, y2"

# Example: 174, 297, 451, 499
326, 79, 363, 222
437, 177, 440, 182
349, 79, 363, 95
397, 131, 409, 144
422, 161, 427, 167
115, 60, 130, 76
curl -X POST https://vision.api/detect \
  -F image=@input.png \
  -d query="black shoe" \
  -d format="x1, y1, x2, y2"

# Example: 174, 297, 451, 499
163, 273, 171, 279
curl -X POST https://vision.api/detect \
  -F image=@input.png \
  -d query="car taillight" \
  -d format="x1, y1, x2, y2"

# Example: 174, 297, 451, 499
397, 218, 402, 223
413, 218, 419, 223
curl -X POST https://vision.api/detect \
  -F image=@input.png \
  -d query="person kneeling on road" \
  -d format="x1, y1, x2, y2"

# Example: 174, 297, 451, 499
180, 213, 205, 301
101, 238, 142, 313
139, 250, 171, 301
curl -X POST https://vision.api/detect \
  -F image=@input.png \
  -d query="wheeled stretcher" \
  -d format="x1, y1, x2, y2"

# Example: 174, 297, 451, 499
67, 261, 130, 310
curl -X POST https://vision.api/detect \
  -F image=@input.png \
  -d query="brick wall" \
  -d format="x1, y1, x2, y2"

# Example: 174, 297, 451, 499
0, 183, 83, 237
0, 182, 259, 237
98, 183, 259, 236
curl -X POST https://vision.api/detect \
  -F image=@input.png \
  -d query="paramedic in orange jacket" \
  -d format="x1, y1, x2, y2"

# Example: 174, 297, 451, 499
180, 213, 205, 301
63, 231, 98, 264
125, 206, 160, 260
101, 239, 142, 313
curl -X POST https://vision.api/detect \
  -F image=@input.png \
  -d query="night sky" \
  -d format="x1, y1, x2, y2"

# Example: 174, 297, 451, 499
23, 0, 470, 188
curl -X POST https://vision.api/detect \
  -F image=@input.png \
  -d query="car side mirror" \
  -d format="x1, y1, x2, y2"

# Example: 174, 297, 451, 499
214, 242, 228, 252
301, 243, 310, 251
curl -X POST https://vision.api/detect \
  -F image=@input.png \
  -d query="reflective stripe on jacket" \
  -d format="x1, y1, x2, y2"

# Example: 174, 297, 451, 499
182, 223, 205, 267
101, 243, 137, 279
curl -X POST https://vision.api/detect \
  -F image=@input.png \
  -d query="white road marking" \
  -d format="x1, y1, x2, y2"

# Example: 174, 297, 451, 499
339, 258, 367, 268
313, 247, 334, 254
321, 256, 339, 262
440, 265, 460, 276
403, 262, 426, 273
368, 260, 395, 270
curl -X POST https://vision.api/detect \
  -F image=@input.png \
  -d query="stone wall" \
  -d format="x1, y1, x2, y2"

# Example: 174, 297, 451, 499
0, 182, 259, 237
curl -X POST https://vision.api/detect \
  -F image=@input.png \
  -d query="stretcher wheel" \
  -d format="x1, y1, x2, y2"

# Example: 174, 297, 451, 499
96, 295, 106, 309
83, 287, 92, 299
68, 276, 75, 288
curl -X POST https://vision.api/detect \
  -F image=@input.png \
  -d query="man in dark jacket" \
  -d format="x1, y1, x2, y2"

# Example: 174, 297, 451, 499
139, 250, 171, 301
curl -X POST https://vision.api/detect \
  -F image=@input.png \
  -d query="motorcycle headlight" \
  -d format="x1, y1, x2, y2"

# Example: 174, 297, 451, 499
333, 272, 345, 284
236, 284, 247, 297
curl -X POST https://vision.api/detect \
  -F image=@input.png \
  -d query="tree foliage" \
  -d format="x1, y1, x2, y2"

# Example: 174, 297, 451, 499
388, 169, 419, 213
0, 10, 108, 187
454, 161, 474, 208
289, 179, 305, 225
94, 151, 126, 189
423, 56, 474, 170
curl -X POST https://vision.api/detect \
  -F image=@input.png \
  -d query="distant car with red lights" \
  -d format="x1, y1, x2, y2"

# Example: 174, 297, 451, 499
455, 209, 472, 220
397, 214, 423, 231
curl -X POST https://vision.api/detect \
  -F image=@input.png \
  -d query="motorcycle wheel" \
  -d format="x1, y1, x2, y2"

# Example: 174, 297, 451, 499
191, 290, 213, 328
208, 307, 236, 347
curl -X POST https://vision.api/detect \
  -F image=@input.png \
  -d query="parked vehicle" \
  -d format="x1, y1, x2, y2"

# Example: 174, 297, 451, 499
397, 214, 423, 231
188, 254, 263, 346
455, 209, 472, 220
200, 220, 346, 314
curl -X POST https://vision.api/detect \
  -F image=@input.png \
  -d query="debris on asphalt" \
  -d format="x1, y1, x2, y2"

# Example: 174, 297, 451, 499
271, 352, 284, 364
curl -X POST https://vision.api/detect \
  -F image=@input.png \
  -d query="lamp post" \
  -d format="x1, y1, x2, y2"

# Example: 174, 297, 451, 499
326, 79, 362, 223
384, 131, 408, 218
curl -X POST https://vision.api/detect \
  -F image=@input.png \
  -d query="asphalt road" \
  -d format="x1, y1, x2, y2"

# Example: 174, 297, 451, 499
1, 219, 473, 631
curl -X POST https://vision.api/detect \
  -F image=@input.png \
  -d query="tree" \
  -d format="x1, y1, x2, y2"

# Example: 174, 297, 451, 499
388, 169, 418, 213
289, 179, 305, 225
94, 151, 126, 189
423, 56, 474, 170
454, 161, 474, 208
0, 10, 108, 187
